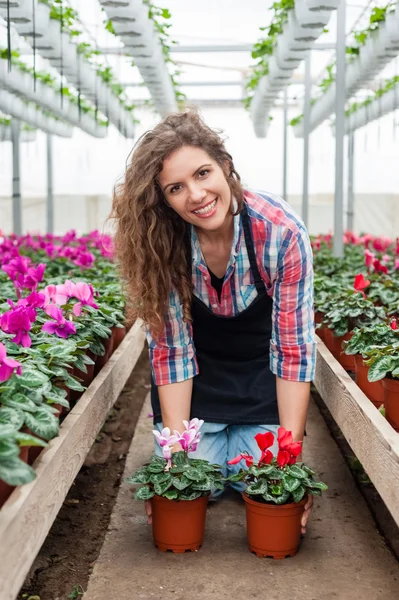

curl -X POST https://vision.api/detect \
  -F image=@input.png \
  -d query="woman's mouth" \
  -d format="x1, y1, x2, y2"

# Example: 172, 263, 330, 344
192, 198, 217, 218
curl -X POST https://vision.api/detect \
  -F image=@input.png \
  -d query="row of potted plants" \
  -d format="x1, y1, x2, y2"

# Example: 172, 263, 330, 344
292, 2, 399, 137
0, 230, 127, 508
99, 0, 179, 116
246, 0, 338, 138
126, 419, 327, 558
0, 0, 137, 138
313, 233, 399, 431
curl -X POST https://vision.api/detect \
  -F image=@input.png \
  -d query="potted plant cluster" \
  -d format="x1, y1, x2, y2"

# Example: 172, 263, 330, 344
227, 427, 327, 559
126, 418, 224, 553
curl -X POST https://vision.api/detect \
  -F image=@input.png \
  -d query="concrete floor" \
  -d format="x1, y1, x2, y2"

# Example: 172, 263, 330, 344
83, 396, 399, 600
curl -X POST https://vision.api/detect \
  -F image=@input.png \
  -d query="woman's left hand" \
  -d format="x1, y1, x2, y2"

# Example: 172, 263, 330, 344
301, 494, 313, 534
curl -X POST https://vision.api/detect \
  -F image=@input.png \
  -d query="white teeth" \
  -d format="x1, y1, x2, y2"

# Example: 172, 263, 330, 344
194, 199, 216, 215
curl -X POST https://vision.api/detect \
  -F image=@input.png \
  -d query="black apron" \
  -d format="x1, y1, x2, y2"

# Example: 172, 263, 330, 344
151, 202, 278, 425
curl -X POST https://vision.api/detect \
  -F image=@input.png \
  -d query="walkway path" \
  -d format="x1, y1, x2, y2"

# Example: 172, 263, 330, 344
83, 396, 399, 600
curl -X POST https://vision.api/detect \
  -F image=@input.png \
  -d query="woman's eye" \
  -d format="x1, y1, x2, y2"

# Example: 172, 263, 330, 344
170, 185, 181, 194
198, 169, 209, 178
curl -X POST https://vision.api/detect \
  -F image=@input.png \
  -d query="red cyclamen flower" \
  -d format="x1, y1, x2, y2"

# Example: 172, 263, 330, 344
227, 452, 254, 468
354, 273, 370, 298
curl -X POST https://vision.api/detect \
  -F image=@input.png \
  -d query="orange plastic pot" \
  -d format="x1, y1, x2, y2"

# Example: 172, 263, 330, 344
243, 493, 307, 559
94, 335, 114, 375
323, 328, 334, 353
0, 446, 30, 508
354, 355, 384, 408
382, 378, 399, 431
111, 326, 126, 351
151, 494, 208, 553
331, 332, 355, 371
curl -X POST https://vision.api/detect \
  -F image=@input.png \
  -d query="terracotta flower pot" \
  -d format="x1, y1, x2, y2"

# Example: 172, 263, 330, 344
94, 335, 114, 375
151, 494, 208, 553
354, 355, 384, 408
0, 446, 30, 508
70, 362, 95, 403
243, 493, 307, 559
315, 312, 326, 342
111, 326, 126, 351
331, 332, 355, 371
382, 378, 399, 431
323, 328, 335, 353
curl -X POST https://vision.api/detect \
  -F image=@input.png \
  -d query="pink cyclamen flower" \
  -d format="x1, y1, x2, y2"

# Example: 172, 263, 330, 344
382, 254, 391, 263
0, 305, 36, 347
73, 251, 95, 269
364, 249, 375, 268
182, 418, 204, 433
0, 342, 22, 382
43, 280, 75, 307
72, 282, 98, 316
175, 428, 198, 452
23, 263, 46, 290
162, 444, 173, 470
395, 259, 399, 270
42, 304, 76, 338
152, 427, 179, 448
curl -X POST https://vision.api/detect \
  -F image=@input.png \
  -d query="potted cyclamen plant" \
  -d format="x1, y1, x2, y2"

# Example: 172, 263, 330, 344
125, 419, 224, 553
228, 427, 327, 559
342, 321, 398, 407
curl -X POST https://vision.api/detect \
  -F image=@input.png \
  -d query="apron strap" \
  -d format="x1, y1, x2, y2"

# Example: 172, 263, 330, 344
242, 203, 266, 296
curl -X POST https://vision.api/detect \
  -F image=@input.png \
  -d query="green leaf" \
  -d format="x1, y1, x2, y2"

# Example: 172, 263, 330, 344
154, 479, 172, 495
24, 408, 59, 440
282, 475, 302, 492
16, 369, 49, 388
0, 406, 25, 430
179, 490, 203, 501
184, 468, 203, 481
292, 485, 306, 503
0, 439, 19, 460
270, 483, 283, 496
163, 488, 179, 500
288, 465, 307, 479
150, 472, 171, 485
309, 480, 328, 492
64, 376, 85, 392
171, 451, 187, 467
147, 463, 165, 474
2, 393, 38, 413
171, 475, 191, 490
44, 341, 77, 358
125, 470, 150, 485
246, 479, 268, 495
192, 477, 213, 491
274, 490, 291, 504
15, 432, 47, 448
368, 356, 393, 382
134, 486, 155, 500
0, 456, 36, 486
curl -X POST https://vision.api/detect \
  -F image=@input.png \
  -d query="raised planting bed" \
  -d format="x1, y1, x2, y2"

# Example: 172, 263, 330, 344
0, 320, 145, 600
314, 334, 399, 527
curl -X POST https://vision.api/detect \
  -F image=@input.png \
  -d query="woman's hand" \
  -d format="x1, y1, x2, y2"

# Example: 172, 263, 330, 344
301, 494, 313, 534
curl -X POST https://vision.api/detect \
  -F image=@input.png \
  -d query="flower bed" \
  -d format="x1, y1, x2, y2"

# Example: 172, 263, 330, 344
313, 232, 399, 430
0, 229, 127, 506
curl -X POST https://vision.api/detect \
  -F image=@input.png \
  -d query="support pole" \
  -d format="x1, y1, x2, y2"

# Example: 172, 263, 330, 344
11, 119, 22, 235
46, 134, 54, 234
283, 86, 288, 201
333, 0, 346, 257
302, 52, 311, 228
347, 132, 355, 232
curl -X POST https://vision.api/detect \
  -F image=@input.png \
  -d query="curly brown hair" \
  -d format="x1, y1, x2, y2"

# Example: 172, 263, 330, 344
111, 110, 244, 337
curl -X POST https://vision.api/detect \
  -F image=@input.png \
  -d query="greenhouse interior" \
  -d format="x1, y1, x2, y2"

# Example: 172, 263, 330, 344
0, 0, 399, 599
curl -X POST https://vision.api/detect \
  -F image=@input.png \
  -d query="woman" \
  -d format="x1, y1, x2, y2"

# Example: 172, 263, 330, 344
112, 111, 316, 533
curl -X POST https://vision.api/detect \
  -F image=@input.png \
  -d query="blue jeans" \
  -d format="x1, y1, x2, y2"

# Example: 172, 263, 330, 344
154, 422, 280, 498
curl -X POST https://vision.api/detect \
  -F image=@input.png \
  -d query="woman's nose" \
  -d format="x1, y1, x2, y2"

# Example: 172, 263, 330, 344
188, 183, 206, 203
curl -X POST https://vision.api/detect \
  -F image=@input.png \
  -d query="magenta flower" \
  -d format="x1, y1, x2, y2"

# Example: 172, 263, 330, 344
2, 255, 30, 286
0, 342, 22, 382
175, 418, 204, 452
23, 263, 46, 290
0, 305, 36, 347
395, 259, 399, 270
73, 251, 95, 269
72, 282, 98, 316
43, 280, 74, 307
42, 304, 76, 338
21, 291, 46, 309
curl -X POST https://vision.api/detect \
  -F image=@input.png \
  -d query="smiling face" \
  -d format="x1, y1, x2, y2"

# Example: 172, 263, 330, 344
158, 146, 233, 233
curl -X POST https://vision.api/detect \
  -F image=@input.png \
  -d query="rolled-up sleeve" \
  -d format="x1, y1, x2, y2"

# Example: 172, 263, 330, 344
269, 226, 316, 381
145, 289, 199, 386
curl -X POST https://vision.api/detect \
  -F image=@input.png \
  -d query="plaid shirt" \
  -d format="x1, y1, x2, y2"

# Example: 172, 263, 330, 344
147, 189, 316, 386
